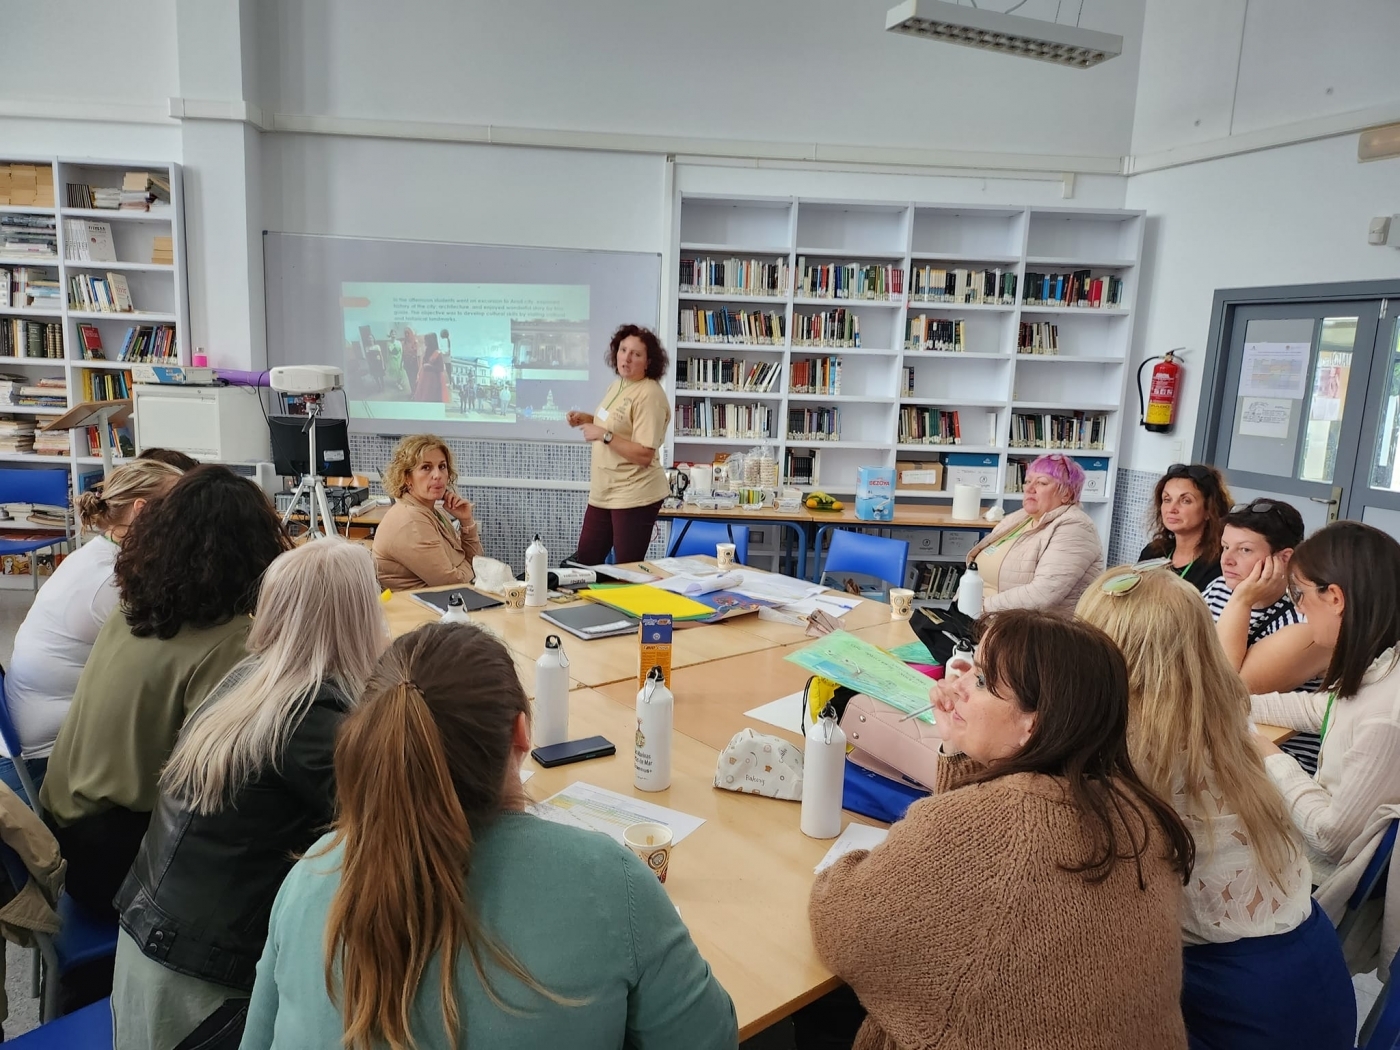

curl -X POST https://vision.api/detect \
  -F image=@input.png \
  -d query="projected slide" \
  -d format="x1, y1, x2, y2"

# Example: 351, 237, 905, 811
340, 282, 590, 424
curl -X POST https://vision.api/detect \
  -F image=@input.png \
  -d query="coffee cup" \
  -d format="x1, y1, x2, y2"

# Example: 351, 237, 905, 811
889, 588, 914, 620
715, 542, 737, 571
623, 821, 673, 883
502, 582, 527, 610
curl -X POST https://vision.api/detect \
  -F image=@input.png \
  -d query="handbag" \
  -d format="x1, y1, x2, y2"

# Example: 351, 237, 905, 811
842, 760, 929, 824
714, 729, 804, 800
838, 693, 944, 790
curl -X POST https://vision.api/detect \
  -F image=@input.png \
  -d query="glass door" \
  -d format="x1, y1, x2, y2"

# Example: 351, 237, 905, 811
1212, 302, 1384, 533
1349, 306, 1400, 540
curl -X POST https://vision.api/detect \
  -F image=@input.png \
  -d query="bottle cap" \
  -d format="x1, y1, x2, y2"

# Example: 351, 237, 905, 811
448, 593, 464, 607
545, 634, 562, 649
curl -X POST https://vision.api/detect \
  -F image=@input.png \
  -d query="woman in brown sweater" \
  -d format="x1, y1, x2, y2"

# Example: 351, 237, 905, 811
373, 434, 484, 591
809, 610, 1194, 1050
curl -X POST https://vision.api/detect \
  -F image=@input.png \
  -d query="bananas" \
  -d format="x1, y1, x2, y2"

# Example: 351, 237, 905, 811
805, 492, 843, 511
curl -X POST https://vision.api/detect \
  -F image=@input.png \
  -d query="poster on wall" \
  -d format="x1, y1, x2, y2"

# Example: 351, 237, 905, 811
1238, 342, 1310, 400
1238, 396, 1293, 439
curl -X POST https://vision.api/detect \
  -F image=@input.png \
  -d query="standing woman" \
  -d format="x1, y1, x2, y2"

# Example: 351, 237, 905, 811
1139, 463, 1232, 592
415, 332, 449, 404
1, 459, 183, 800
567, 324, 672, 565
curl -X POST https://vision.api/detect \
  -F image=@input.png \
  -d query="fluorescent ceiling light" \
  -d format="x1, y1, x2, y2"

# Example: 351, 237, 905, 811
1358, 123, 1400, 162
885, 0, 1122, 69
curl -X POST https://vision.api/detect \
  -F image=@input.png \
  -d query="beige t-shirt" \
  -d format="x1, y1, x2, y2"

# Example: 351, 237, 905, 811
589, 377, 671, 509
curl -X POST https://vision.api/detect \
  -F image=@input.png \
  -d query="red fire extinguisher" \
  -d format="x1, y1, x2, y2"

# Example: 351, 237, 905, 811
1138, 349, 1184, 433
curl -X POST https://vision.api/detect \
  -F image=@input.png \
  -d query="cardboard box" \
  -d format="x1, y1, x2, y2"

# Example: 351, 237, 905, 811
891, 527, 942, 555
855, 466, 896, 522
638, 614, 673, 690
944, 452, 999, 492
895, 459, 944, 491
1077, 457, 1111, 499
940, 528, 981, 559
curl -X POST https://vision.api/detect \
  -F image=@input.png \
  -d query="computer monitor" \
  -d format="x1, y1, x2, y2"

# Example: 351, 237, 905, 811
268, 415, 352, 477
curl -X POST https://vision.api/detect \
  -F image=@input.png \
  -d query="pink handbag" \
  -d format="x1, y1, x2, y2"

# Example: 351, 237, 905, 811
839, 693, 945, 791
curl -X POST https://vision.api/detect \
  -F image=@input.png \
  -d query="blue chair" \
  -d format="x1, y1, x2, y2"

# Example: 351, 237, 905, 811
0, 469, 73, 593
1339, 819, 1399, 943
4, 997, 110, 1047
1360, 947, 1400, 1049
666, 521, 750, 565
0, 666, 43, 815
818, 529, 909, 598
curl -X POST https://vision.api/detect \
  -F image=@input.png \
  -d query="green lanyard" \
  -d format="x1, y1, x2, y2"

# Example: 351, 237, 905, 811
1177, 559, 1196, 580
1319, 691, 1337, 746
604, 379, 632, 411
991, 518, 1032, 549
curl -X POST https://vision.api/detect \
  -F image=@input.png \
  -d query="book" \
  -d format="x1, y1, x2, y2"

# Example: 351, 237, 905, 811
407, 587, 503, 614
151, 235, 174, 265
106, 273, 133, 312
78, 324, 105, 359
0, 268, 7, 308
539, 602, 639, 640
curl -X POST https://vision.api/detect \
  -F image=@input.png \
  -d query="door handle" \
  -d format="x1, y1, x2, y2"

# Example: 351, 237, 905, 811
1308, 497, 1339, 505
1309, 486, 1344, 522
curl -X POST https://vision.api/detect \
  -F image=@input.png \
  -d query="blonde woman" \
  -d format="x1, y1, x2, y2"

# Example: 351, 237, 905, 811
112, 538, 386, 1050
1, 459, 182, 800
373, 433, 483, 590
1077, 567, 1353, 1050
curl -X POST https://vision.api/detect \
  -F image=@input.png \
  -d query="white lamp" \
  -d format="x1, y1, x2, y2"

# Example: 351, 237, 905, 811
885, 0, 1122, 69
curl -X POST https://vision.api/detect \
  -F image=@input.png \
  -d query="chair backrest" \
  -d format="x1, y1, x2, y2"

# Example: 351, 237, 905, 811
1352, 821, 1400, 911
0, 469, 70, 511
1359, 946, 1400, 1049
0, 666, 22, 760
667, 521, 750, 565
822, 529, 909, 591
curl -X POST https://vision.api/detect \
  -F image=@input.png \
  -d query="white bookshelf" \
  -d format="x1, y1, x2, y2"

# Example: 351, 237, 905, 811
0, 157, 188, 583
664, 196, 1144, 540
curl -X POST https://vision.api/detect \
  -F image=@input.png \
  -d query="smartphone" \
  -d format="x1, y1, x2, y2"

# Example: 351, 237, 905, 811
530, 735, 616, 768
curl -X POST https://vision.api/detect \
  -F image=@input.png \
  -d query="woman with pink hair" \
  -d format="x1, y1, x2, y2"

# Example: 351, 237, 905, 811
963, 453, 1104, 613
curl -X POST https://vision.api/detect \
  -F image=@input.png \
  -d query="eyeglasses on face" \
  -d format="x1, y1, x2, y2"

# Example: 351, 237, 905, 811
1287, 580, 1327, 605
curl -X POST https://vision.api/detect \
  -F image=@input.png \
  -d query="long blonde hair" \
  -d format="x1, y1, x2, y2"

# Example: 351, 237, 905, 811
74, 459, 182, 533
1075, 566, 1300, 883
382, 434, 457, 498
161, 538, 385, 814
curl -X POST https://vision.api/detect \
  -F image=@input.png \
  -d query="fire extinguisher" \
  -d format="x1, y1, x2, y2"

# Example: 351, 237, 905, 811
1138, 349, 1184, 433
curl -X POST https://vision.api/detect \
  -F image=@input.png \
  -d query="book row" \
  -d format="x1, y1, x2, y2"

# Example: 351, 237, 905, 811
675, 401, 775, 440
1009, 411, 1109, 450
789, 357, 841, 395
0, 215, 56, 260
1017, 322, 1060, 354
1, 320, 62, 359
786, 407, 841, 441
63, 220, 117, 263
679, 257, 788, 298
1, 267, 59, 309
113, 324, 177, 363
675, 357, 781, 392
678, 308, 785, 345
898, 407, 963, 446
793, 308, 861, 348
82, 368, 134, 402
0, 375, 65, 409
911, 562, 967, 601
1023, 271, 1124, 309
797, 260, 903, 301
68, 272, 134, 313
908, 267, 1016, 306
905, 317, 967, 352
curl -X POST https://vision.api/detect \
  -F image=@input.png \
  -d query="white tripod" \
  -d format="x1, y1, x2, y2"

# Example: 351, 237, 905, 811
278, 394, 339, 539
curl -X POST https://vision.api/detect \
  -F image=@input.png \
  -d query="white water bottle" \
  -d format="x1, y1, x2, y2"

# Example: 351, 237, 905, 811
956, 561, 984, 618
801, 706, 846, 839
634, 666, 673, 792
534, 635, 570, 747
439, 593, 471, 624
525, 534, 548, 608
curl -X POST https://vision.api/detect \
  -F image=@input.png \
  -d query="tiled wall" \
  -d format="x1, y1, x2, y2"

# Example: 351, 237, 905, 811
1108, 466, 1157, 566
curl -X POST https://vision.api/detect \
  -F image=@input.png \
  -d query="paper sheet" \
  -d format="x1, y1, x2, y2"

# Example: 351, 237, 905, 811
651, 571, 743, 596
777, 593, 861, 619
529, 782, 705, 846
1238, 342, 1310, 400
647, 556, 723, 576
744, 691, 809, 734
815, 824, 890, 873
586, 564, 659, 584
729, 570, 825, 604
520, 769, 534, 783
786, 631, 937, 724
1238, 396, 1292, 439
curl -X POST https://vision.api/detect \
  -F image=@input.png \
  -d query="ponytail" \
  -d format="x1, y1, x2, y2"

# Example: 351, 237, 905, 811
321, 624, 572, 1050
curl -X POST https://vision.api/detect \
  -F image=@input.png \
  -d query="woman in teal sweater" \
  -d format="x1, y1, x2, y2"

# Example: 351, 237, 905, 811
241, 621, 737, 1050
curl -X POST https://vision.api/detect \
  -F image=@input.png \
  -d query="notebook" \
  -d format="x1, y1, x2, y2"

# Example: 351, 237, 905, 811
409, 587, 504, 614
539, 602, 640, 640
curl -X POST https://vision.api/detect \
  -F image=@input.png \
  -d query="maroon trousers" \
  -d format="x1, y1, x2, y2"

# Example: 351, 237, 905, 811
575, 500, 664, 565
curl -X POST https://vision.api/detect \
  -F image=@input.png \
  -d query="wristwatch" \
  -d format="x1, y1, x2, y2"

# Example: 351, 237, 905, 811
602, 431, 614, 444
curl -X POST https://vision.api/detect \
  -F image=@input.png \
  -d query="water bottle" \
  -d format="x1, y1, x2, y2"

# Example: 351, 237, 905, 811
956, 561, 984, 618
525, 534, 548, 608
534, 635, 570, 747
801, 705, 845, 839
946, 640, 975, 681
634, 666, 673, 792
439, 593, 471, 624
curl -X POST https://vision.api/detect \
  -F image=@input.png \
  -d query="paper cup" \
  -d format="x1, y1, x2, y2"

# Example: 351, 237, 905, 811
890, 587, 914, 620
716, 542, 737, 570
502, 582, 527, 610
623, 821, 673, 883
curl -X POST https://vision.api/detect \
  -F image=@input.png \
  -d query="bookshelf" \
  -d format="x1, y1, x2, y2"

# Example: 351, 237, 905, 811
0, 157, 187, 582
664, 197, 1144, 542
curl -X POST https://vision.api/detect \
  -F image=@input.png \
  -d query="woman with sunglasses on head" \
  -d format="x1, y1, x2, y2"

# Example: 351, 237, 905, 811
1078, 566, 1354, 1050
1139, 463, 1232, 592
961, 453, 1104, 613
1251, 522, 1400, 920
809, 610, 1194, 1050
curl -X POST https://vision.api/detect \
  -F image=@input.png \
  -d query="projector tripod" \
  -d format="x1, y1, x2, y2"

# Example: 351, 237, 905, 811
278, 394, 340, 539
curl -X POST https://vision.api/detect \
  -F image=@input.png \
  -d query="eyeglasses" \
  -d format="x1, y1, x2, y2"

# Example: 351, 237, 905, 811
1166, 463, 1215, 483
1287, 580, 1326, 605
1232, 499, 1283, 516
1100, 558, 1172, 596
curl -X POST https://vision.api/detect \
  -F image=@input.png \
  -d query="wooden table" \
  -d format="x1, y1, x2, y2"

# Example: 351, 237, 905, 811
659, 504, 813, 579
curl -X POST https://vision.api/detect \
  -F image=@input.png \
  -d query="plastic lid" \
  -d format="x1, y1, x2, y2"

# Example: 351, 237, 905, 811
968, 561, 978, 571
646, 664, 666, 684
448, 593, 464, 606
545, 634, 562, 649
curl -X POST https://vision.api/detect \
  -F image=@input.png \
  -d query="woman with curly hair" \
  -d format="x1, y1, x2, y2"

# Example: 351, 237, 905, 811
373, 434, 484, 590
567, 324, 673, 565
40, 465, 291, 926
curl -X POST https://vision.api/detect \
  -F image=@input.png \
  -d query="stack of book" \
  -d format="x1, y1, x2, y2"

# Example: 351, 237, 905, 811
797, 259, 903, 301
898, 407, 962, 445
786, 407, 841, 442
675, 401, 773, 440
0, 215, 57, 260
151, 235, 174, 265
63, 220, 117, 262
792, 308, 860, 348
676, 356, 780, 392
68, 272, 133, 313
117, 324, 177, 362
66, 182, 121, 209
679, 257, 788, 297
0, 376, 66, 411
34, 428, 71, 456
1, 267, 61, 310
1010, 411, 1108, 449
1, 319, 63, 358
1023, 271, 1123, 309
789, 357, 841, 395
678, 307, 784, 344
0, 164, 54, 207
906, 317, 967, 352
120, 172, 171, 212
0, 419, 35, 454
1017, 322, 1059, 354
909, 267, 1016, 305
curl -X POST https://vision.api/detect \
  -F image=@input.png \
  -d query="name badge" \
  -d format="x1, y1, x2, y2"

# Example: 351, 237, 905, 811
596, 406, 610, 423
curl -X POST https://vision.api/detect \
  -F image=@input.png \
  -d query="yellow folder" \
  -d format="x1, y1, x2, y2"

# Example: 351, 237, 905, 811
581, 584, 714, 621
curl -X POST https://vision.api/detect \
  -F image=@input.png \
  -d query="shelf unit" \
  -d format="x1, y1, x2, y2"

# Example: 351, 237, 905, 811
664, 196, 1143, 539
0, 156, 188, 490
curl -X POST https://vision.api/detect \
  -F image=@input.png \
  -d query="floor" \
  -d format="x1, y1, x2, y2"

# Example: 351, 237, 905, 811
0, 585, 1388, 1042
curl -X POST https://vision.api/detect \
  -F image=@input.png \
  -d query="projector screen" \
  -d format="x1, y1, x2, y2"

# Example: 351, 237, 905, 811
264, 233, 661, 441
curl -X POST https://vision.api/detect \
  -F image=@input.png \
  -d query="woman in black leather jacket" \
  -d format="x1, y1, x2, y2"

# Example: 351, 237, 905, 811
111, 538, 387, 1050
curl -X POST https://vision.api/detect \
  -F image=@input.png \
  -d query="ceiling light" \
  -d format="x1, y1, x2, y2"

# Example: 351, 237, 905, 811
1358, 123, 1400, 162
885, 0, 1123, 69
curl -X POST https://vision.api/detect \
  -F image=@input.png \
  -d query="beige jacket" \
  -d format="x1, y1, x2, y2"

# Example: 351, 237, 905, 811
965, 503, 1104, 614
1315, 802, 1400, 980
373, 497, 484, 591
0, 783, 63, 943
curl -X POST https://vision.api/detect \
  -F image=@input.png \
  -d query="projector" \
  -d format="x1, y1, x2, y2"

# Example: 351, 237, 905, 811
269, 365, 343, 396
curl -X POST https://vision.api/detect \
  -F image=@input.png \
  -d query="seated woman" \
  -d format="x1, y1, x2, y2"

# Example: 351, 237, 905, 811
242, 621, 737, 1050
1139, 463, 1232, 592
373, 434, 483, 590
808, 610, 1193, 1050
39, 465, 291, 920
962, 453, 1103, 612
1, 459, 182, 801
1077, 566, 1353, 1050
1252, 521, 1400, 893
113, 538, 385, 1050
